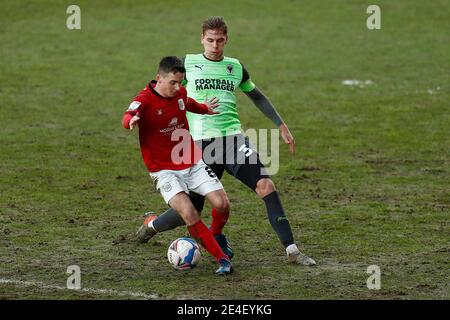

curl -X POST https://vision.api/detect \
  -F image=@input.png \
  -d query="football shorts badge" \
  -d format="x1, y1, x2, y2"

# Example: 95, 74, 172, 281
162, 182, 172, 192
178, 99, 185, 110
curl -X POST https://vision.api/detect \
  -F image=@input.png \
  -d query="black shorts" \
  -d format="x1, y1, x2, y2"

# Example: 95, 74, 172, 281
197, 133, 270, 191
189, 134, 270, 212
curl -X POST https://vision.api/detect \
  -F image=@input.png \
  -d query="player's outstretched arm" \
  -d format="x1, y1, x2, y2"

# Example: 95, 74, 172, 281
129, 114, 140, 130
244, 87, 296, 154
186, 96, 220, 115
123, 99, 144, 130
122, 112, 140, 130
279, 123, 296, 155
203, 96, 220, 114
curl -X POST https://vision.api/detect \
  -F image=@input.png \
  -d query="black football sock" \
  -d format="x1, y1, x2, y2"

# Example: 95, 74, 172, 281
152, 207, 185, 232
263, 191, 294, 248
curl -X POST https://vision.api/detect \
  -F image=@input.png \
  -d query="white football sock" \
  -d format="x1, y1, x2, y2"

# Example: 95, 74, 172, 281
147, 220, 156, 231
286, 244, 300, 255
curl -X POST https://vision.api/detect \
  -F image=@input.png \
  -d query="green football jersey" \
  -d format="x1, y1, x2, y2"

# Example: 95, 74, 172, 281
184, 54, 255, 140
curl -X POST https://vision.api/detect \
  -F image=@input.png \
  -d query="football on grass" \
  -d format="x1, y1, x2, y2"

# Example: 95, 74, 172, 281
167, 237, 201, 270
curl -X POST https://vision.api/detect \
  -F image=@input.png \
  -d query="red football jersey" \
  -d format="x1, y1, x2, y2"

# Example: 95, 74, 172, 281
123, 81, 210, 172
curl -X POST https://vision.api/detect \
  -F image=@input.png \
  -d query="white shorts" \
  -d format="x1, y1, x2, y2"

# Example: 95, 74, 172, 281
149, 160, 224, 204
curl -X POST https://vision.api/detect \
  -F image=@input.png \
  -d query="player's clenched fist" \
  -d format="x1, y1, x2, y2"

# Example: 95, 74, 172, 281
129, 115, 140, 130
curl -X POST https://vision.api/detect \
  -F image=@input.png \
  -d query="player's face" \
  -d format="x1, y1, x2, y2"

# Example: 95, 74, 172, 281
156, 71, 184, 98
201, 29, 228, 61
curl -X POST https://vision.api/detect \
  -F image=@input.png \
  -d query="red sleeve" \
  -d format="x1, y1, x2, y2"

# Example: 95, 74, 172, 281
122, 97, 145, 129
122, 113, 134, 129
185, 97, 209, 114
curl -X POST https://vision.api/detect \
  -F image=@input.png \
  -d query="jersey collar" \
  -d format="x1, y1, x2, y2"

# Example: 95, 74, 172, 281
148, 80, 172, 100
202, 53, 224, 62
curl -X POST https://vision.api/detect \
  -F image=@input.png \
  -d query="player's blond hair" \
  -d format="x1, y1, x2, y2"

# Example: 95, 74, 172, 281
202, 16, 228, 35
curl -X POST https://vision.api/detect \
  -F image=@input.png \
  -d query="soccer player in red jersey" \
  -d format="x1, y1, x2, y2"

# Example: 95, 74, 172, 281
122, 56, 233, 275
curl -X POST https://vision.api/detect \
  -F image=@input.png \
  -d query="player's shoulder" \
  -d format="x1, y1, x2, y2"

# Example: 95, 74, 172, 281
223, 55, 241, 65
178, 85, 187, 97
185, 53, 202, 59
127, 86, 148, 111
136, 83, 151, 97
224, 56, 246, 74
131, 83, 155, 106
184, 53, 203, 64
185, 53, 242, 65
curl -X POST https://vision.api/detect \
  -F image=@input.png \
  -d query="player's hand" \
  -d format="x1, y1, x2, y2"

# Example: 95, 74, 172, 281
129, 115, 140, 130
280, 123, 296, 155
204, 97, 220, 115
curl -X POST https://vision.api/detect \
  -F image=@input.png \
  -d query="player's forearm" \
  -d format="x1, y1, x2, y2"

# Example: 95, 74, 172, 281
122, 112, 133, 129
245, 87, 283, 127
186, 98, 209, 114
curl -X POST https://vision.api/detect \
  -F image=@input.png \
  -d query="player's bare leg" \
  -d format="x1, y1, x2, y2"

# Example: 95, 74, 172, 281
168, 192, 201, 226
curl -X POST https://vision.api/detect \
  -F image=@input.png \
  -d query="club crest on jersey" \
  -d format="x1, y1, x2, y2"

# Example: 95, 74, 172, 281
157, 109, 163, 115
178, 99, 185, 110
226, 64, 233, 74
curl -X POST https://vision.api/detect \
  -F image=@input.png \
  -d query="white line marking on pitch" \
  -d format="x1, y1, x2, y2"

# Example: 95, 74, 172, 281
0, 278, 159, 299
342, 79, 374, 88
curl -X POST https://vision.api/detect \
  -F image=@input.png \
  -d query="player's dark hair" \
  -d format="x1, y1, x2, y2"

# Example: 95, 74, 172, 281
202, 16, 228, 35
158, 56, 185, 75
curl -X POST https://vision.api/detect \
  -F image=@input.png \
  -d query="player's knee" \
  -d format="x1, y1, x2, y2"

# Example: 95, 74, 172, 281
213, 194, 230, 214
220, 197, 230, 214
180, 209, 201, 226
255, 178, 276, 198
207, 190, 230, 213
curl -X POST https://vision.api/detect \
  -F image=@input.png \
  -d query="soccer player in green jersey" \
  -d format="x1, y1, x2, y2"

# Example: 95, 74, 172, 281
137, 16, 316, 266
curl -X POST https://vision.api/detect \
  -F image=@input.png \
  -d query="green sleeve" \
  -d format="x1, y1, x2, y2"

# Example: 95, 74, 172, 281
239, 79, 256, 93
